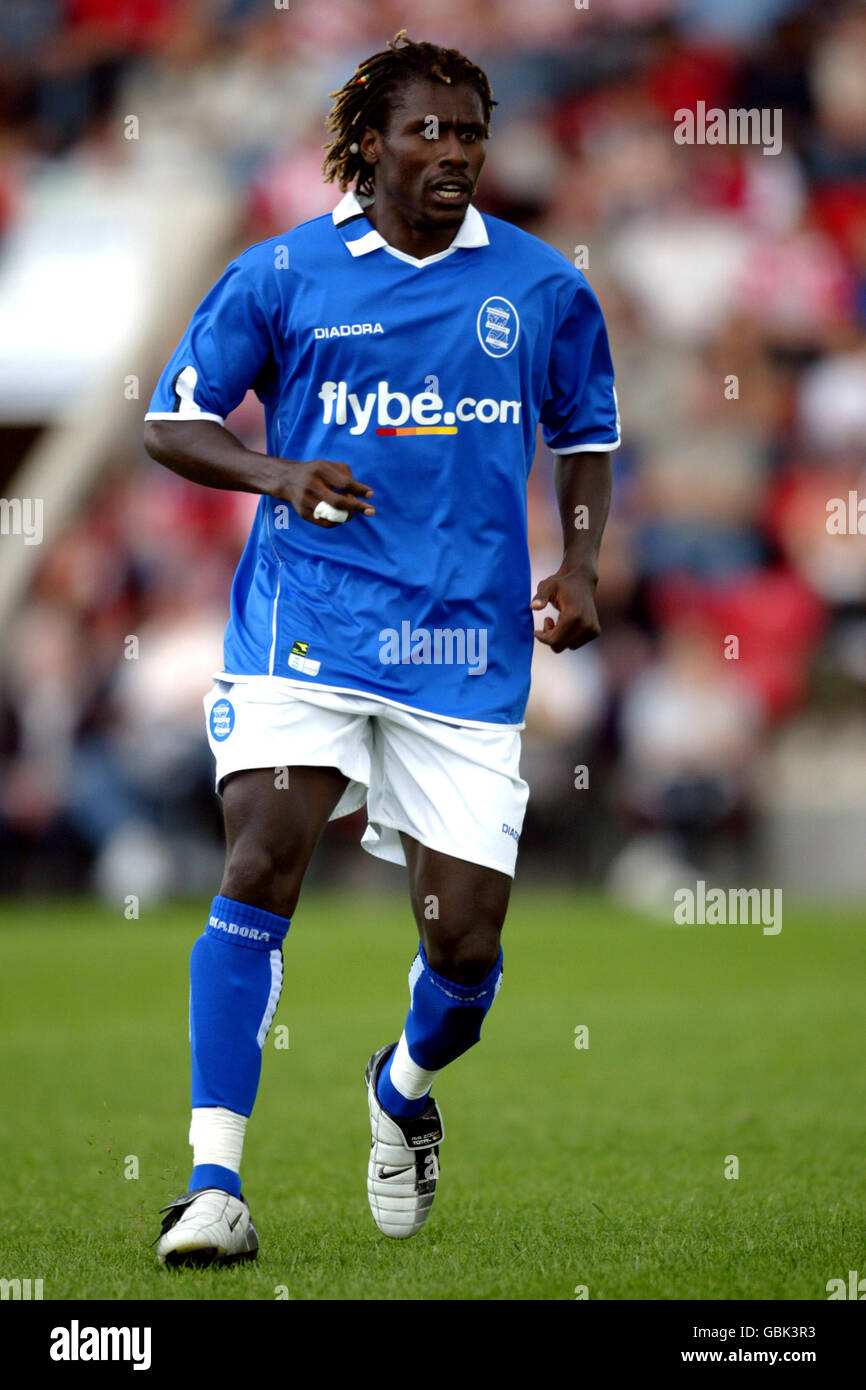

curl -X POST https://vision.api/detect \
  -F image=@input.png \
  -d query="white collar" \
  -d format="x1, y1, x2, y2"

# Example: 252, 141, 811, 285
332, 188, 489, 267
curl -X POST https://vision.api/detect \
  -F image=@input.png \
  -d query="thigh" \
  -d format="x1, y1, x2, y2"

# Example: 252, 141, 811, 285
204, 678, 376, 915
219, 766, 350, 917
222, 764, 350, 865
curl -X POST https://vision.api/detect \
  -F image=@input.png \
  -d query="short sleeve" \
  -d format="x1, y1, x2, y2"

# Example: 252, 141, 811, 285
145, 254, 274, 425
540, 277, 621, 454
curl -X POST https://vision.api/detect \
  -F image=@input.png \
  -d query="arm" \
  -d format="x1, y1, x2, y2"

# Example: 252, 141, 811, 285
530, 450, 612, 651
143, 419, 375, 527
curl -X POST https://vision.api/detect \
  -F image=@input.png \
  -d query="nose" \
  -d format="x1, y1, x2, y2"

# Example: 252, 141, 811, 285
438, 125, 468, 166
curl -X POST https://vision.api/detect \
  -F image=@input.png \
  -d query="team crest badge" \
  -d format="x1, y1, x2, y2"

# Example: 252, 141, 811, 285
209, 698, 235, 741
476, 296, 519, 359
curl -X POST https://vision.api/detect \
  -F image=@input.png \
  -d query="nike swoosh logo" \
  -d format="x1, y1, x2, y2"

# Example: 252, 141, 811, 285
376, 1165, 412, 1180
228, 1213, 242, 1231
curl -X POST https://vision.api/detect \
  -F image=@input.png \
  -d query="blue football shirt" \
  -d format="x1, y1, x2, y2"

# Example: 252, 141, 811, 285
146, 190, 620, 726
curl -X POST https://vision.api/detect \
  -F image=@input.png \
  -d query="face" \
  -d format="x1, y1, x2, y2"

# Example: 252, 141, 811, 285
360, 77, 487, 229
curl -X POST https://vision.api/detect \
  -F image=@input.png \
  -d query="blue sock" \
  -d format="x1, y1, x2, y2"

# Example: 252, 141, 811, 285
377, 943, 503, 1118
188, 895, 291, 1195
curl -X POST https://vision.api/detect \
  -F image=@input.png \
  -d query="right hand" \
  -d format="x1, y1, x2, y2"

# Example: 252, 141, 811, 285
274, 458, 375, 528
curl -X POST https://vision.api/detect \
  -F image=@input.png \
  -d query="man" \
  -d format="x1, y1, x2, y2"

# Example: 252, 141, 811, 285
144, 30, 619, 1266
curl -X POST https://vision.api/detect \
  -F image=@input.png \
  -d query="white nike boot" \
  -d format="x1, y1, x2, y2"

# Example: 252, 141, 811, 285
365, 1043, 444, 1239
155, 1188, 259, 1267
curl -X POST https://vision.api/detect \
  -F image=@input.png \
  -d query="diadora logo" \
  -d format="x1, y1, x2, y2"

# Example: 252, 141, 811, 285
208, 914, 272, 943
318, 379, 521, 436
288, 638, 320, 677
501, 822, 520, 842
477, 296, 519, 359
314, 323, 384, 338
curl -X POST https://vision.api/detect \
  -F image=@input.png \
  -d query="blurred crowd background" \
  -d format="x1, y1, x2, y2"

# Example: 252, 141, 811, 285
1, 0, 865, 906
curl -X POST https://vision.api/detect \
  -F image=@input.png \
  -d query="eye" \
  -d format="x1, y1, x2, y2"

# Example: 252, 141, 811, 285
460, 129, 479, 143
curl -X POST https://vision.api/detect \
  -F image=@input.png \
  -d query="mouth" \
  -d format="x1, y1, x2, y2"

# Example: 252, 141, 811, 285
429, 179, 472, 206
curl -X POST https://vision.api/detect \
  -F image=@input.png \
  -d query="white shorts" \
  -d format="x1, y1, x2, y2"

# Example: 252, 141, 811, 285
203, 677, 529, 877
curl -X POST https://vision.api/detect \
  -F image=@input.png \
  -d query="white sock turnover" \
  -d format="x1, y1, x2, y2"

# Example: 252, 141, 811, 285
189, 1106, 248, 1174
387, 1032, 439, 1100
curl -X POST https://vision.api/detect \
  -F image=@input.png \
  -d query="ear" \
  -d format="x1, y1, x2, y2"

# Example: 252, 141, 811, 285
360, 127, 380, 166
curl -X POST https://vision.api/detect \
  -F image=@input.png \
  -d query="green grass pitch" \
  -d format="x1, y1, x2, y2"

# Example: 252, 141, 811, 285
0, 891, 863, 1301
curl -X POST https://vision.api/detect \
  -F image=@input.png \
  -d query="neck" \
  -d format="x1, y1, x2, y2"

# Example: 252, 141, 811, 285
363, 195, 460, 260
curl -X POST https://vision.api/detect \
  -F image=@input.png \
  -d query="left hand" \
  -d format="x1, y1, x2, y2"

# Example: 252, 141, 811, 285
530, 565, 601, 652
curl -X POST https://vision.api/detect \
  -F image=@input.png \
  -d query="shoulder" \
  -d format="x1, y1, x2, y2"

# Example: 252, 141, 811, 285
235, 211, 335, 261
479, 212, 575, 274
479, 211, 597, 302
226, 212, 338, 292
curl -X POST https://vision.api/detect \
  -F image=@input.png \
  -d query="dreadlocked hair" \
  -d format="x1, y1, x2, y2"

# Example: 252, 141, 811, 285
323, 29, 496, 194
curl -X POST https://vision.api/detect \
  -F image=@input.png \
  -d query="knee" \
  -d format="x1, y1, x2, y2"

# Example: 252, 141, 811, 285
424, 923, 502, 986
220, 840, 303, 919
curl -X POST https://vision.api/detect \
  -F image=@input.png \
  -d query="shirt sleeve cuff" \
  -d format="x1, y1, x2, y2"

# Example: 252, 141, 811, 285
144, 409, 226, 426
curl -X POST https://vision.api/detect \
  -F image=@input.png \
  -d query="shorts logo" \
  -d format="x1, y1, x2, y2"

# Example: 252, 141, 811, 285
477, 296, 519, 359
209, 698, 235, 741
288, 639, 320, 677
501, 822, 520, 842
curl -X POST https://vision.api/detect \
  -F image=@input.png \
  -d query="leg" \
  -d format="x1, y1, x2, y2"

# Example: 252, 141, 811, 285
362, 707, 525, 1237
187, 767, 347, 1192
158, 762, 351, 1265
401, 835, 512, 984
364, 840, 511, 1238
375, 834, 510, 1117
